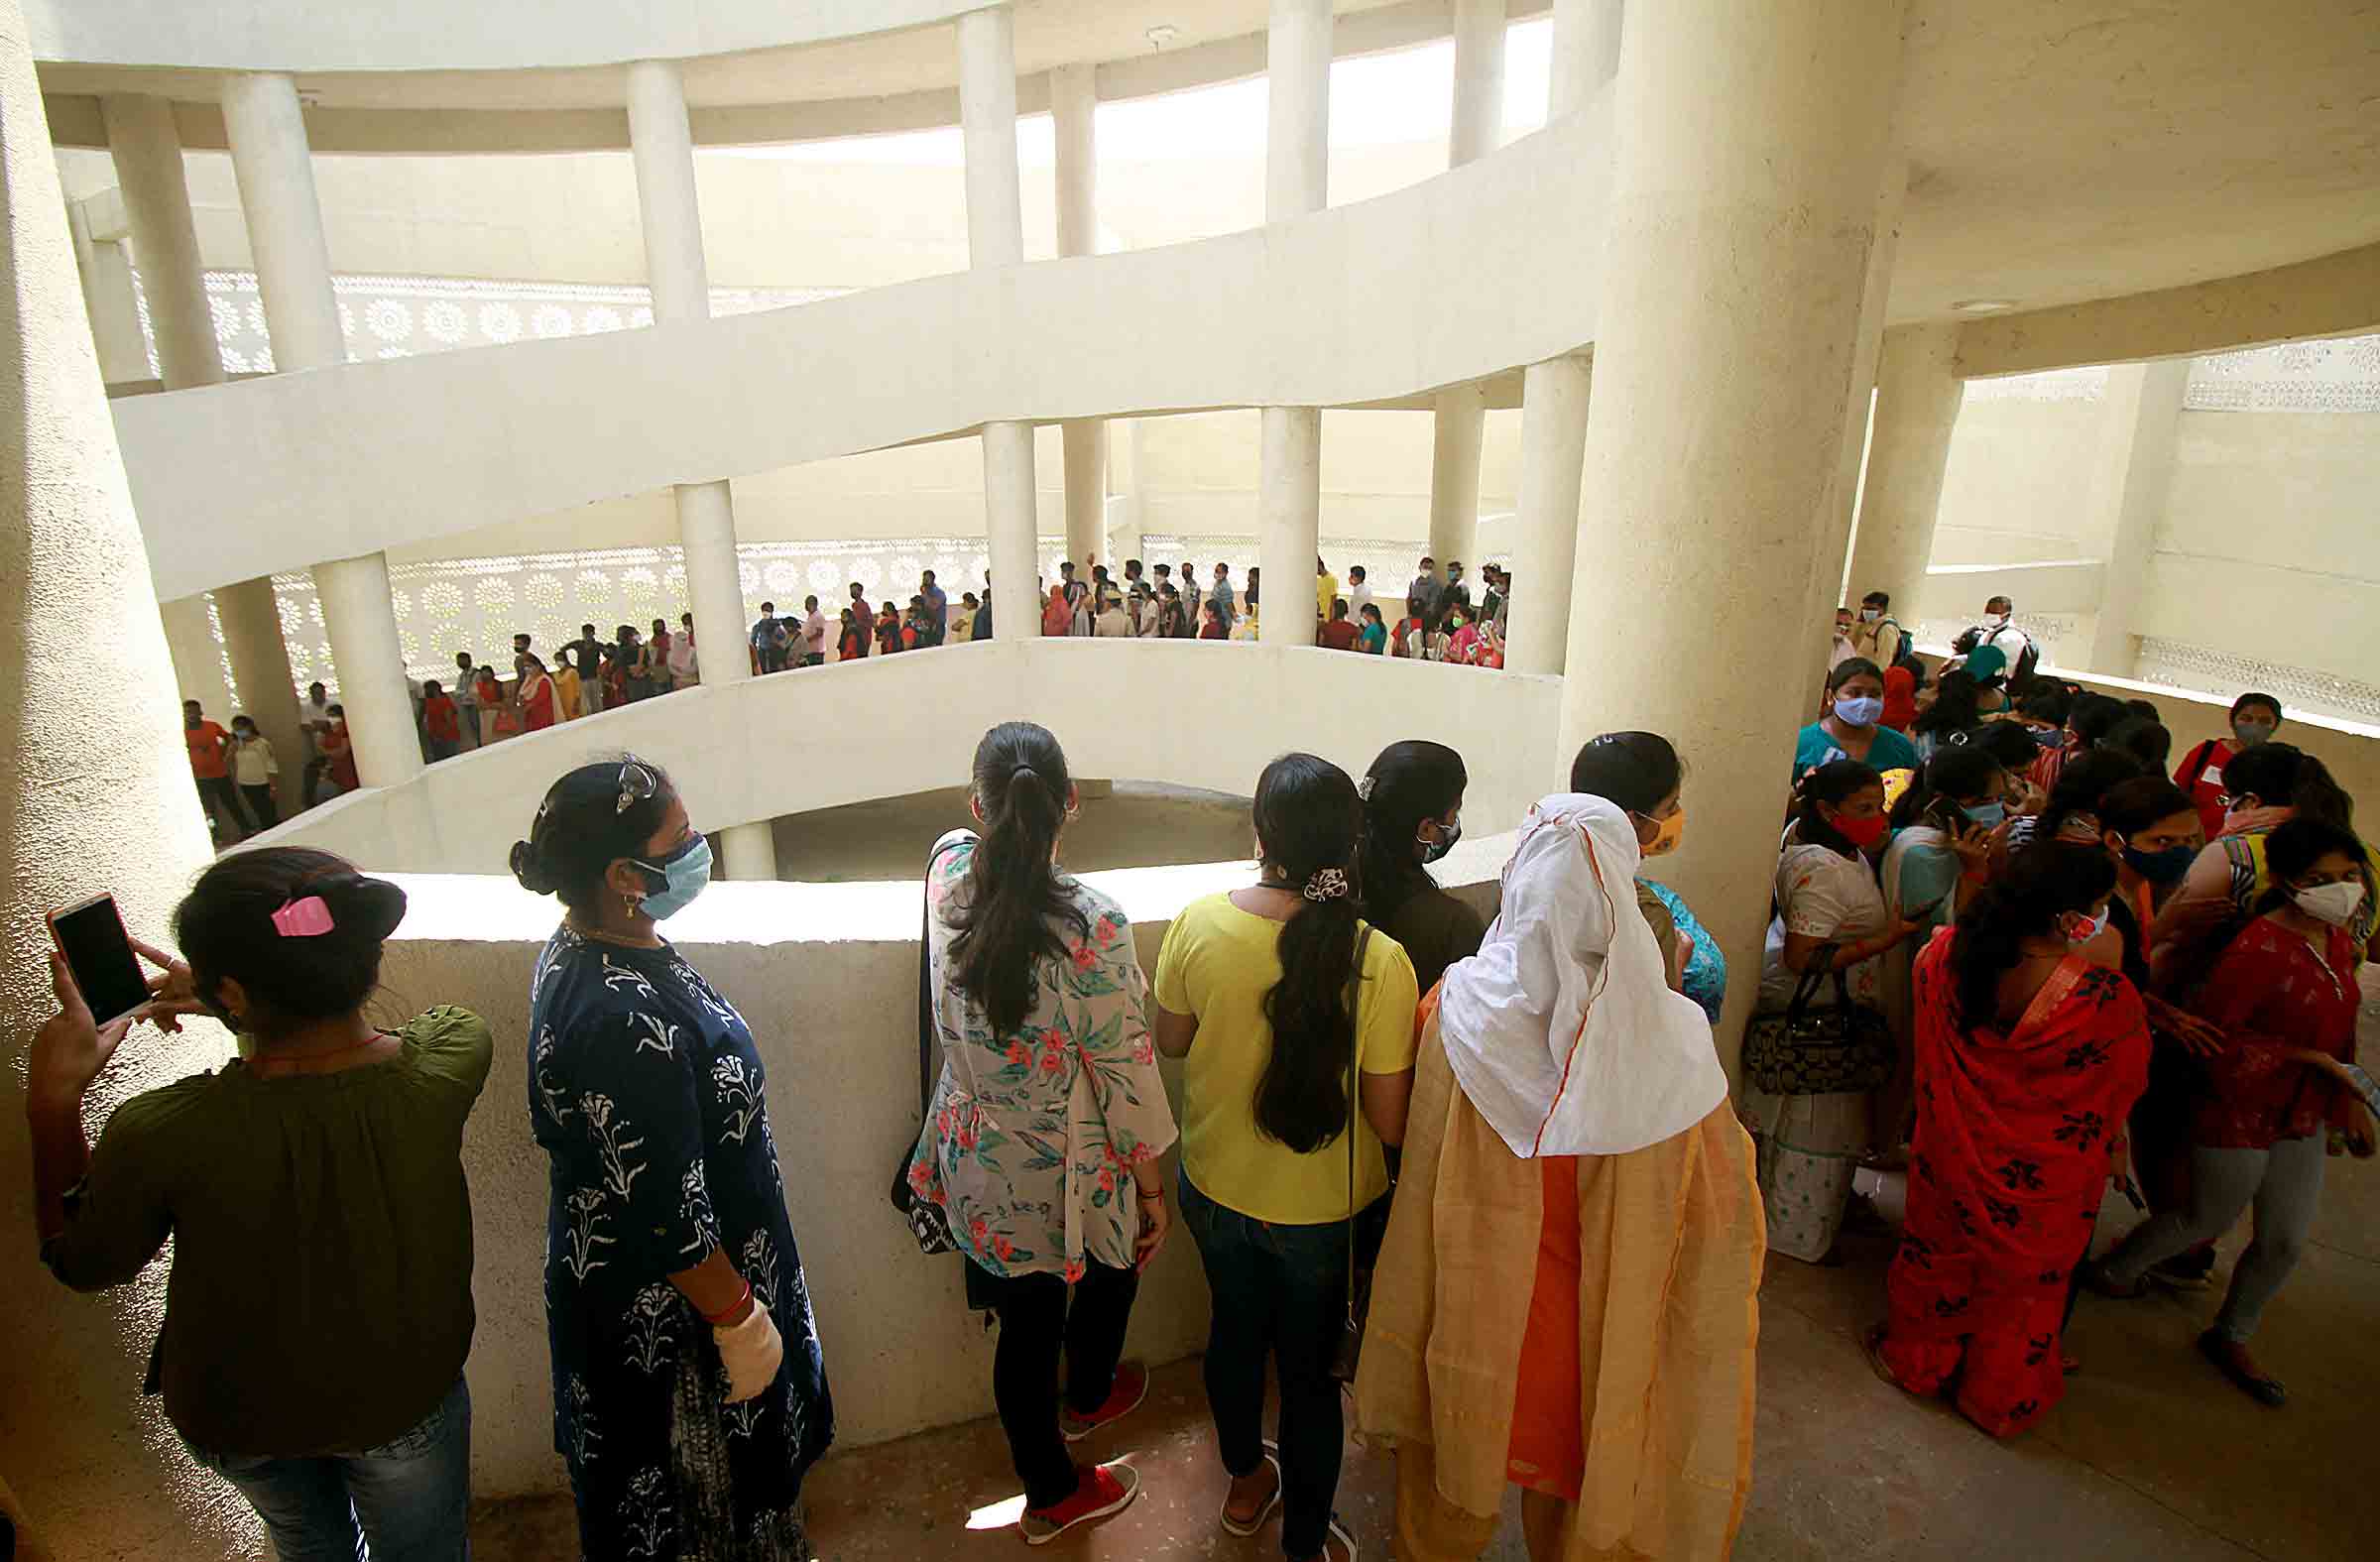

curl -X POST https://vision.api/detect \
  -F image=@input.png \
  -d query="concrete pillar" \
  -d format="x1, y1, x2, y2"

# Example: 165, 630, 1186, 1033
222, 73, 422, 792
1802, 152, 1909, 704
1426, 383, 1487, 580
1843, 322, 1962, 627
2079, 360, 2190, 677
623, 59, 774, 878
2, 2, 223, 1537
1550, 0, 1624, 117
159, 594, 237, 721
1258, 408, 1324, 647
62, 204, 149, 384
1557, 0, 1910, 1059
110, 88, 310, 813
959, 6, 1041, 644
1259, 0, 1331, 646
1051, 61, 1107, 571
1506, 354, 1592, 674
1449, 0, 1509, 167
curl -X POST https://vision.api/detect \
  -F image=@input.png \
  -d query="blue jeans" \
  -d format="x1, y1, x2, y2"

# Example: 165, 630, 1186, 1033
1179, 1174, 1350, 1560
183, 1377, 472, 1561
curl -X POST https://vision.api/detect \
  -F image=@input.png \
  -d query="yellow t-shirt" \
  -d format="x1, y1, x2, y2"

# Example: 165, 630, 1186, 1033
1317, 573, 1340, 622
1154, 893, 1421, 1225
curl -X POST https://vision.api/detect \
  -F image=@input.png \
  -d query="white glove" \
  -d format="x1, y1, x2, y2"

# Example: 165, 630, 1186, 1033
714, 1299, 784, 1404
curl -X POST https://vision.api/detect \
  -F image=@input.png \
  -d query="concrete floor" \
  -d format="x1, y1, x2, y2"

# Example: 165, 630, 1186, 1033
462, 975, 2380, 1562
767, 781, 1254, 883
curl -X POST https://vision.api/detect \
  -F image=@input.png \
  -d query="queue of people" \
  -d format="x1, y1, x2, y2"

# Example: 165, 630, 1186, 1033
1776, 587, 2377, 1438
42, 573, 2375, 1559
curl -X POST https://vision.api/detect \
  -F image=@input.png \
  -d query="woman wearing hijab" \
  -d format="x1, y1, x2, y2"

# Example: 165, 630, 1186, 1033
1869, 842, 2152, 1438
1041, 584, 1073, 639
1880, 664, 1921, 735
1356, 756, 1760, 1562
511, 759, 834, 1559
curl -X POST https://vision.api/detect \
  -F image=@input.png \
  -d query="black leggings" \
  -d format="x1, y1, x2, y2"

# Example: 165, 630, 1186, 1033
968, 1259, 1138, 1509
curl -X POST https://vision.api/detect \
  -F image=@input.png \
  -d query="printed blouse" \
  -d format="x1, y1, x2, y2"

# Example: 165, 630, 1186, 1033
905, 832, 1178, 1281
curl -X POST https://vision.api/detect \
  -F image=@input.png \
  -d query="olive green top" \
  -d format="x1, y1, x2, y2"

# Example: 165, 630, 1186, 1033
44, 1007, 492, 1455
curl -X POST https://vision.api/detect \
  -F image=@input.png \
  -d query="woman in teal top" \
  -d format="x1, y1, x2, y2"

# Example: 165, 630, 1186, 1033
1357, 603, 1388, 655
1795, 658, 1920, 782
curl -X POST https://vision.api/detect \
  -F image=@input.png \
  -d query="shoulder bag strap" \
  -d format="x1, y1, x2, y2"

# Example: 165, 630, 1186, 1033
1786, 941, 1840, 1021
1345, 925, 1374, 1309
917, 838, 969, 1118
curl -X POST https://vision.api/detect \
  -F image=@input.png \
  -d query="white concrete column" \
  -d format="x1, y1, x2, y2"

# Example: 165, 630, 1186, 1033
1258, 408, 1324, 648
623, 59, 773, 876
63, 205, 150, 385
1, 4, 222, 1531
1506, 354, 1592, 674
1550, 0, 1624, 117
1801, 151, 1909, 704
224, 72, 419, 791
1558, 0, 1910, 1059
1450, 0, 1509, 166
1426, 384, 1488, 581
2079, 359, 2190, 677
1843, 322, 1963, 627
1259, 0, 1332, 645
1051, 61, 1108, 570
114, 88, 310, 809
960, 6, 1042, 642
100, 95, 223, 388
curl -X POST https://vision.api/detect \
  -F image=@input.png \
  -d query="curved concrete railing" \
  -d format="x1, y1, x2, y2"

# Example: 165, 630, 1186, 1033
119, 97, 1611, 600
29, 0, 984, 74
273, 637, 1570, 872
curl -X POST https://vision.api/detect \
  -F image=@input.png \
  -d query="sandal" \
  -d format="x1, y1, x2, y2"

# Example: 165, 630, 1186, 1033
2197, 1330, 2287, 1407
1220, 1440, 1282, 1537
2076, 1258, 2152, 1300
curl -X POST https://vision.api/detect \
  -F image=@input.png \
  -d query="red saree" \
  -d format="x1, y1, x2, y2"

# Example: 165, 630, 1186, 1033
1879, 929, 2150, 1437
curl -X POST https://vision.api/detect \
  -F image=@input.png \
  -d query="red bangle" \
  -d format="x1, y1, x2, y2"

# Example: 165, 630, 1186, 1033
700, 1278, 753, 1327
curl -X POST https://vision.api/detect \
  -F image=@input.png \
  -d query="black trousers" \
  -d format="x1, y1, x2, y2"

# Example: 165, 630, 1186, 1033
968, 1258, 1138, 1509
196, 775, 249, 836
240, 783, 280, 829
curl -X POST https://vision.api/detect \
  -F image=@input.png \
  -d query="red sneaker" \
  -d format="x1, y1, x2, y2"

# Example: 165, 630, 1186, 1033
1059, 1360, 1148, 1442
1019, 1460, 1141, 1545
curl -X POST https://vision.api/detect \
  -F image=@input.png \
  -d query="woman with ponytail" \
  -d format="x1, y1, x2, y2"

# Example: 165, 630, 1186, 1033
1871, 843, 2152, 1437
30, 848, 490, 1557
1355, 740, 1486, 997
905, 722, 1178, 1545
1154, 754, 1420, 1562
514, 757, 833, 1560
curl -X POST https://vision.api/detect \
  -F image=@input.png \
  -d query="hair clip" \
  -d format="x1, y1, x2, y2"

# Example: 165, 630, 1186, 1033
1302, 868, 1351, 902
1355, 777, 1376, 802
270, 896, 336, 938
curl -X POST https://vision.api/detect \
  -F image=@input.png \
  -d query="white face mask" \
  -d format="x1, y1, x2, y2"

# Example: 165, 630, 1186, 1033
1986, 612, 2011, 628
2294, 881, 2367, 928
1860, 607, 1881, 623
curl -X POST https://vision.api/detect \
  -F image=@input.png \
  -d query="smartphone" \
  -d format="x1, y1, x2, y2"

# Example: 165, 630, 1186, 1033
47, 895, 152, 1028
1925, 795, 1968, 836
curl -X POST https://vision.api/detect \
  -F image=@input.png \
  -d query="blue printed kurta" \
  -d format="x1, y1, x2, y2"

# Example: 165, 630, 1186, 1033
529, 927, 833, 1561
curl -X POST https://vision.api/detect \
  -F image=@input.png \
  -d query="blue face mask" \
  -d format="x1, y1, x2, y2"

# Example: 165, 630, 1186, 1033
1962, 800, 2008, 828
1835, 695, 1884, 728
2031, 727, 2068, 749
634, 834, 713, 921
2121, 842, 2198, 887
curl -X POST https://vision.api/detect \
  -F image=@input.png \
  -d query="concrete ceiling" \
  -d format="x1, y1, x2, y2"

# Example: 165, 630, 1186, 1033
34, 0, 2380, 328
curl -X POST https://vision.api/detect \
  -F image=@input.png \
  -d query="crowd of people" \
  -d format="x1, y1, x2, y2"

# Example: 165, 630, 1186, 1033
60, 572, 2376, 1560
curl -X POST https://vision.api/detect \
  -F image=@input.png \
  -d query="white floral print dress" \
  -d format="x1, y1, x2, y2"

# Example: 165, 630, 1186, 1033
905, 831, 1179, 1282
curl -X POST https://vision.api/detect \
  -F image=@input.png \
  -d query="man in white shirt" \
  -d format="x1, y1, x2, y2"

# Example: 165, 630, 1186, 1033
1951, 594, 2036, 683
799, 596, 829, 666
298, 680, 337, 804
1346, 565, 1374, 626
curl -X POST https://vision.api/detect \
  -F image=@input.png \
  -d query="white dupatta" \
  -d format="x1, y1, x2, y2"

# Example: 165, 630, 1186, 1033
1438, 793, 1727, 1157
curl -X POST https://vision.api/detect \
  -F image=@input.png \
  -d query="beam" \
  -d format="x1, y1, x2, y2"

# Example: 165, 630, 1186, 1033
1955, 241, 2380, 380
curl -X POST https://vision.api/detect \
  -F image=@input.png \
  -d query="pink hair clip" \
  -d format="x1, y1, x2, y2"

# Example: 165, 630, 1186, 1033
270, 896, 336, 938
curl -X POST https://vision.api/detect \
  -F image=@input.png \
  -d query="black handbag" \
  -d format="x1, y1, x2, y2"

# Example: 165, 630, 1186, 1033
889, 838, 968, 1257
1741, 941, 1896, 1096
1327, 928, 1382, 1385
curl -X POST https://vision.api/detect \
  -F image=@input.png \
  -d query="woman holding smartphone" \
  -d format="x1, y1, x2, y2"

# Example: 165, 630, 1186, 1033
27, 848, 491, 1559
904, 722, 1179, 1545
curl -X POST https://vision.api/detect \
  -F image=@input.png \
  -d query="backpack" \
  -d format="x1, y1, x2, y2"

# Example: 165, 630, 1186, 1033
1878, 618, 1929, 683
